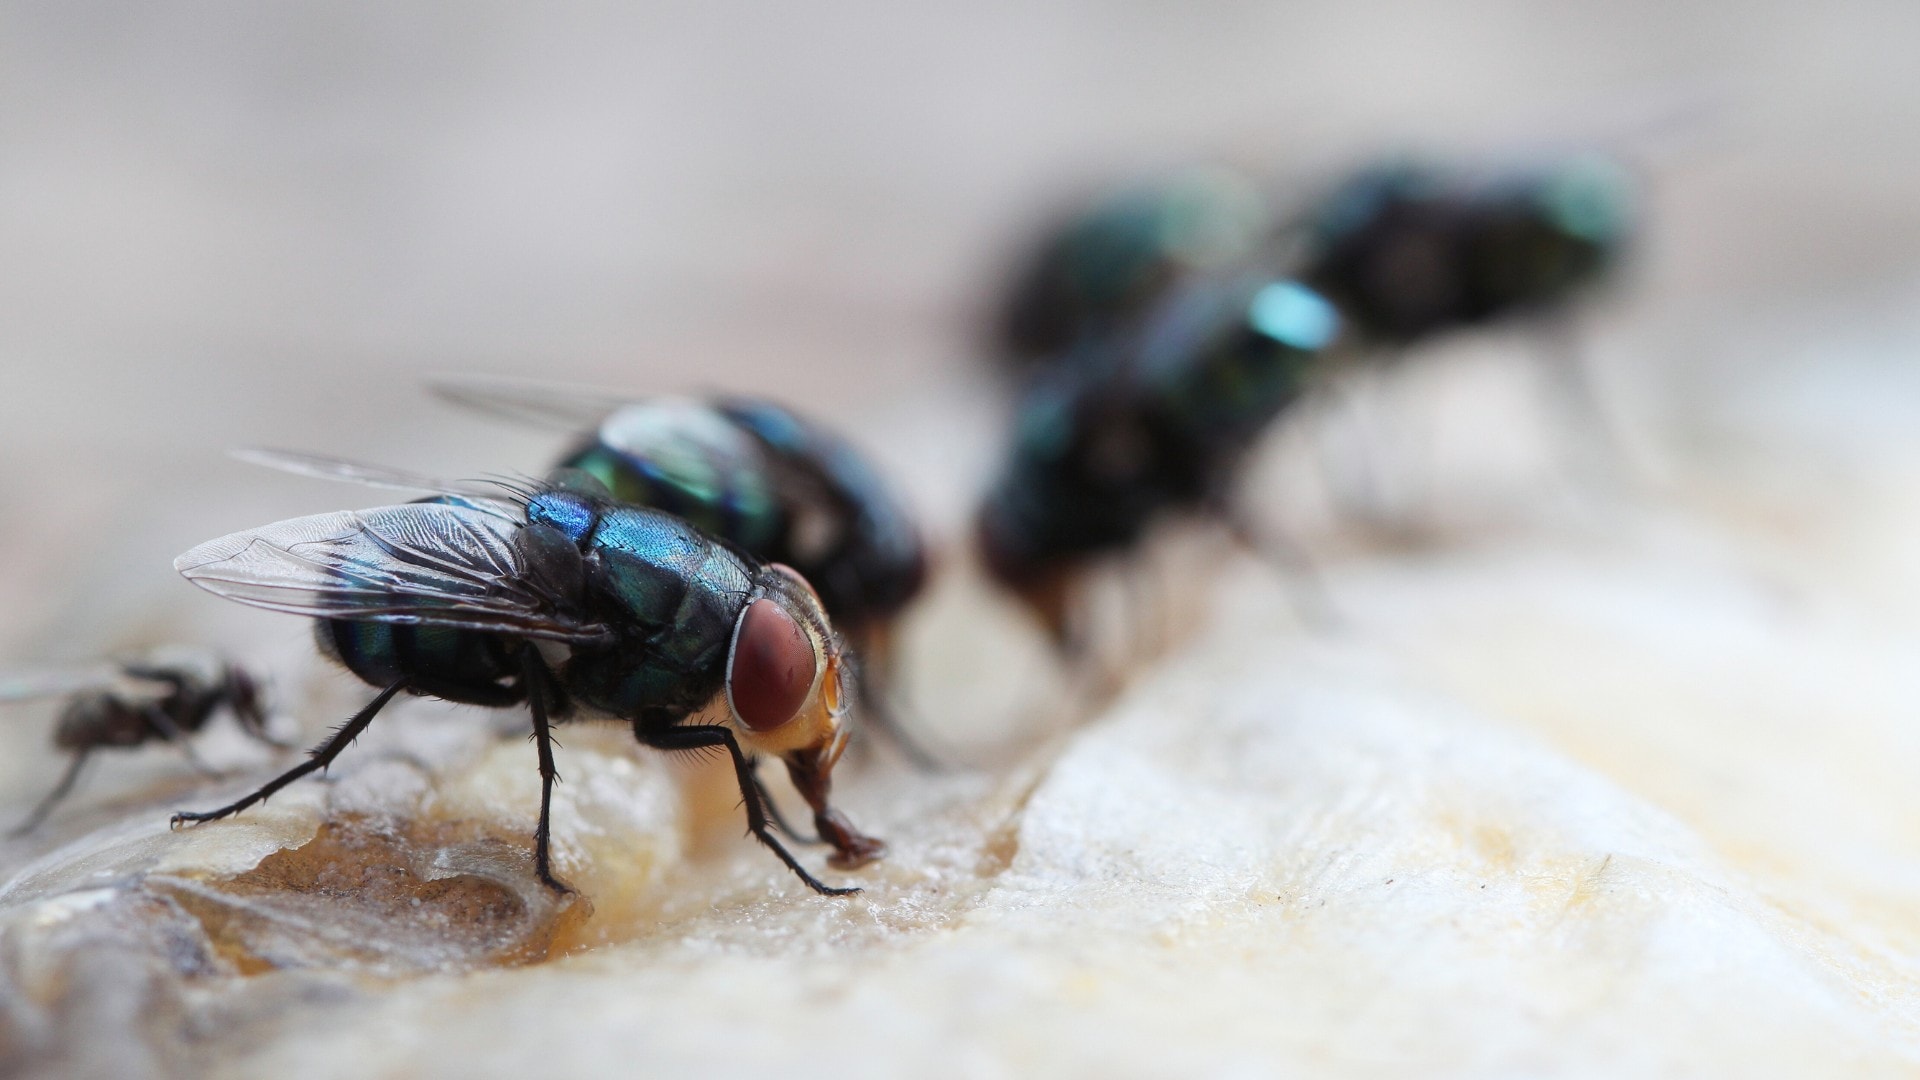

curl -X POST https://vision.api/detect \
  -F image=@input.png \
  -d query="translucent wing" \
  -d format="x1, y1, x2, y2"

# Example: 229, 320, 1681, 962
428, 374, 636, 433
231, 448, 526, 504
175, 501, 611, 644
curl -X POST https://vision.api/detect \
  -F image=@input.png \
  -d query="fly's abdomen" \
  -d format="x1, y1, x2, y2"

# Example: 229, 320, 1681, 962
315, 620, 522, 706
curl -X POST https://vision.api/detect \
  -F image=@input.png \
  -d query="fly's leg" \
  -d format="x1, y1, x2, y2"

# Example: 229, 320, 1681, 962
523, 653, 567, 893
170, 680, 405, 827
635, 721, 857, 897
751, 762, 820, 843
9, 751, 91, 837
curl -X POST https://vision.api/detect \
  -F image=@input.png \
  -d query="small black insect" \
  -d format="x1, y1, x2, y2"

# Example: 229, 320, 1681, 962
3, 648, 273, 835
172, 462, 884, 895
978, 272, 1342, 648
429, 378, 937, 766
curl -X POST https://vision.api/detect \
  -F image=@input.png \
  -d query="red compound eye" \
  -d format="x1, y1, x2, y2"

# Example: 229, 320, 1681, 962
728, 599, 817, 732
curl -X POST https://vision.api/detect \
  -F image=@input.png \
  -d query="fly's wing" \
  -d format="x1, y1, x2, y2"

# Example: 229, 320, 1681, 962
428, 375, 634, 433
175, 500, 611, 644
231, 448, 527, 503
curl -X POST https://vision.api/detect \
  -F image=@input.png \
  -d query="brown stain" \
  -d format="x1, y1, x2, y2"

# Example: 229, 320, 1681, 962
154, 815, 592, 976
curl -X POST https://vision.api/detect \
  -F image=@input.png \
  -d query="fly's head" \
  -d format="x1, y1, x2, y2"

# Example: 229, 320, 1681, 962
725, 563, 886, 870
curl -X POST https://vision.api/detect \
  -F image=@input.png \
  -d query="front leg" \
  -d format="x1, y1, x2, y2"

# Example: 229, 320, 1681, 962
634, 721, 858, 897
750, 762, 820, 844
172, 680, 404, 828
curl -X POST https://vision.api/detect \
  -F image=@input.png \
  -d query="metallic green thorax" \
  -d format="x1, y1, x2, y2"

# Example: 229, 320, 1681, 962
526, 490, 756, 723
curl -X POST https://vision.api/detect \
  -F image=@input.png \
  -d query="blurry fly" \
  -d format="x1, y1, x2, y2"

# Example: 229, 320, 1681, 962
978, 272, 1342, 649
1294, 153, 1635, 348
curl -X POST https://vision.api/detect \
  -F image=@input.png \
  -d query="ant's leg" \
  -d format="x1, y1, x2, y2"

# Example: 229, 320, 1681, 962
144, 707, 217, 777
170, 680, 405, 828
635, 721, 856, 897
9, 751, 91, 837
522, 654, 567, 893
750, 762, 820, 843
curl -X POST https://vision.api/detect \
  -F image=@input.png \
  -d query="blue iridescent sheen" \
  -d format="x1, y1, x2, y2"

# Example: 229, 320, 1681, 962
323, 491, 758, 721
1248, 281, 1339, 351
525, 489, 600, 544
563, 504, 755, 722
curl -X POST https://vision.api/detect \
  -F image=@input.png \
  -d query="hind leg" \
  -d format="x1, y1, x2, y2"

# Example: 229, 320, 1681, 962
171, 680, 405, 827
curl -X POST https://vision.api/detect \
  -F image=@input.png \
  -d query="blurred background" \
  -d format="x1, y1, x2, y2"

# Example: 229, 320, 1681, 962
4, 0, 1920, 654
